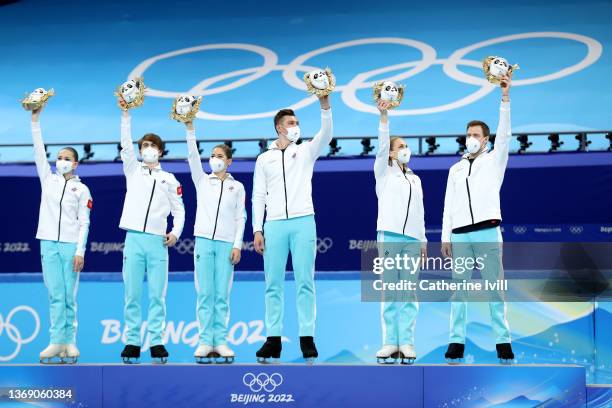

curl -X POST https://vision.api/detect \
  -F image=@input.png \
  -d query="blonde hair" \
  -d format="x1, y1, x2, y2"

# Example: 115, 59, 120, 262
388, 136, 403, 166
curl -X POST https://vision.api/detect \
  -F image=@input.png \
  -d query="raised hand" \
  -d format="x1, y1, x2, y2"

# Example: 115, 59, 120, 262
31, 105, 45, 122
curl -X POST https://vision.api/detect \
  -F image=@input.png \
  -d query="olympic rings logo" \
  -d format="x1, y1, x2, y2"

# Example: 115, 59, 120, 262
569, 226, 584, 234
243, 372, 283, 393
0, 305, 40, 362
128, 32, 601, 120
174, 238, 195, 255
317, 237, 333, 254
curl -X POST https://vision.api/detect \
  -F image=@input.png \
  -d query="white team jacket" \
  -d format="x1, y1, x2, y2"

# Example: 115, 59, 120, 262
441, 101, 511, 242
252, 108, 333, 232
118, 116, 185, 238
31, 122, 92, 257
186, 129, 246, 249
374, 122, 427, 242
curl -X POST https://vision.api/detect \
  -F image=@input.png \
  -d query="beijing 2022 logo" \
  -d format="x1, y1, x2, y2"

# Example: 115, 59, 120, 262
230, 372, 295, 404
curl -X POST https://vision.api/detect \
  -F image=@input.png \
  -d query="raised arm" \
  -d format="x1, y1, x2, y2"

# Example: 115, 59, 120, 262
233, 184, 247, 250
491, 75, 512, 176
251, 156, 266, 234
374, 100, 391, 180
31, 108, 52, 184
185, 122, 205, 186
119, 107, 138, 175
304, 95, 333, 161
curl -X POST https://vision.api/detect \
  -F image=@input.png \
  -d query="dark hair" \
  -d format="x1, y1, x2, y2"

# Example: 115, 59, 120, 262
60, 146, 79, 162
466, 120, 490, 138
138, 133, 165, 156
273, 109, 296, 133
213, 144, 233, 159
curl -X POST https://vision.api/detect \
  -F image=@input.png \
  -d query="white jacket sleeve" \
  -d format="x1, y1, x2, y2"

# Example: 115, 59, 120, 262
75, 185, 92, 257
186, 128, 205, 187
491, 101, 511, 180
168, 175, 185, 239
419, 179, 427, 244
31, 121, 51, 185
374, 121, 390, 180
441, 170, 454, 243
233, 184, 247, 249
305, 108, 333, 162
120, 115, 138, 175
252, 156, 266, 233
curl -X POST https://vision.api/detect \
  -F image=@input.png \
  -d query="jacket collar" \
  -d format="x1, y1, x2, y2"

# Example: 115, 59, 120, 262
208, 172, 234, 181
268, 139, 295, 151
461, 146, 491, 161
55, 173, 81, 182
141, 161, 163, 171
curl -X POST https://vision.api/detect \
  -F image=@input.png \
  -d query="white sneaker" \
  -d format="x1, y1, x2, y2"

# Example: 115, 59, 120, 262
40, 344, 66, 364
194, 344, 214, 358
376, 344, 399, 359
213, 344, 235, 358
64, 344, 80, 364
399, 344, 416, 359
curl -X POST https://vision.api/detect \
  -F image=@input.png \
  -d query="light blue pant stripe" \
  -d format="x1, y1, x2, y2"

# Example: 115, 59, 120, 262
194, 237, 234, 346
449, 226, 511, 344
263, 215, 316, 337
377, 231, 419, 346
122, 231, 168, 347
41, 240, 79, 344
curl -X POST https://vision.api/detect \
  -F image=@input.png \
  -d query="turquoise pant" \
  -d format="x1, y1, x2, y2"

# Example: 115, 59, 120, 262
263, 215, 316, 337
194, 237, 234, 346
449, 227, 511, 344
40, 240, 79, 345
377, 231, 420, 346
122, 231, 168, 346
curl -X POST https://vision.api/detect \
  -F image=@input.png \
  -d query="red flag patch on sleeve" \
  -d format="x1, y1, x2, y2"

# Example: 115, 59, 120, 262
177, 185, 183, 196
87, 199, 93, 209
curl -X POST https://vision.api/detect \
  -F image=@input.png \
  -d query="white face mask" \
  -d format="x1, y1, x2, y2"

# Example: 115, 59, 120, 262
209, 157, 226, 173
142, 146, 159, 164
396, 147, 411, 164
285, 126, 301, 143
56, 159, 73, 175
466, 137, 482, 154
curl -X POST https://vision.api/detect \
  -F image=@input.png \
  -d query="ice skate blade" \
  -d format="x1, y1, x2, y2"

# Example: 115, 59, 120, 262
215, 356, 234, 364
195, 356, 214, 364
40, 356, 65, 365
498, 358, 514, 365
122, 357, 140, 365
400, 357, 416, 365
256, 357, 280, 364
445, 358, 464, 365
151, 357, 168, 365
62, 356, 78, 364
303, 357, 316, 365
376, 357, 398, 365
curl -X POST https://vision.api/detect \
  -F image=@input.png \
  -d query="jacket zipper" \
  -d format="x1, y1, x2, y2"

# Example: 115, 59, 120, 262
143, 169, 156, 232
400, 165, 413, 235
211, 179, 225, 239
57, 179, 68, 241
465, 160, 475, 224
281, 149, 289, 219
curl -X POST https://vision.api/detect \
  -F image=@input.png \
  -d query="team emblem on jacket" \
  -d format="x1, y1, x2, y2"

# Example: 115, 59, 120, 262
229, 186, 234, 192
72, 187, 77, 192
87, 199, 93, 209
177, 185, 183, 196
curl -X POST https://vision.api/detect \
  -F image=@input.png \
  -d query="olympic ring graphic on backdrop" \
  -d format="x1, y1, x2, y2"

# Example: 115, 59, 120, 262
569, 226, 584, 234
0, 306, 40, 362
174, 238, 195, 255
128, 32, 601, 120
243, 372, 283, 393
317, 237, 333, 254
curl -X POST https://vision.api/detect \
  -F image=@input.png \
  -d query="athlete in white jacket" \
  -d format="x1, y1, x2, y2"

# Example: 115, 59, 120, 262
31, 106, 92, 364
373, 100, 426, 364
184, 120, 246, 363
252, 94, 332, 362
117, 98, 185, 364
441, 74, 514, 363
